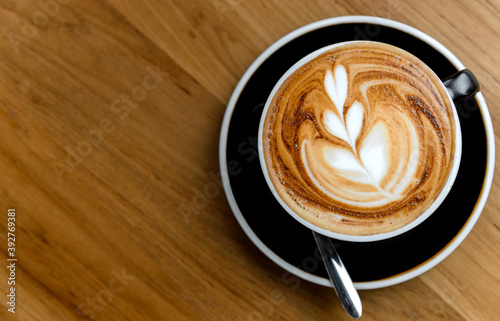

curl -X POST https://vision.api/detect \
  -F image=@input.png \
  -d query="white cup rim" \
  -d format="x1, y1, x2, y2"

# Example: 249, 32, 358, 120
219, 15, 495, 289
257, 40, 463, 242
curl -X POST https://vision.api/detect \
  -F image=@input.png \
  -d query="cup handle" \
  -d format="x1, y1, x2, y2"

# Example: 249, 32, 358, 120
443, 69, 480, 102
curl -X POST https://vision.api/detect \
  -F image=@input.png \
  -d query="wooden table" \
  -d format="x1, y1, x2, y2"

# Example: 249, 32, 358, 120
1, 1, 499, 320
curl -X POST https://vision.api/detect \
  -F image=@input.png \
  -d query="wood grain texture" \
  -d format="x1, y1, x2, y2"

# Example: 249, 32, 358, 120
0, 0, 499, 320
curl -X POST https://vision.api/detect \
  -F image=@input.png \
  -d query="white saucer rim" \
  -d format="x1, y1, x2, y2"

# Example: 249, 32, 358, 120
218, 15, 495, 289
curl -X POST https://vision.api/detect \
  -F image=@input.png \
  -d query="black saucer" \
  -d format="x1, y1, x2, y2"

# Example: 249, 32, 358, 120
222, 19, 488, 286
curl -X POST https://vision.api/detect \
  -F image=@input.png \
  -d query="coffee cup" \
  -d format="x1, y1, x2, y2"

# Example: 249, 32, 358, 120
258, 41, 479, 242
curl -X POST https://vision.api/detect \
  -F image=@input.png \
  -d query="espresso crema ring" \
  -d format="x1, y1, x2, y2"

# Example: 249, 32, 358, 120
262, 42, 456, 235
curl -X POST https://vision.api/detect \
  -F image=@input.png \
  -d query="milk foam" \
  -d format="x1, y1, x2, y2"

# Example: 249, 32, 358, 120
321, 66, 403, 203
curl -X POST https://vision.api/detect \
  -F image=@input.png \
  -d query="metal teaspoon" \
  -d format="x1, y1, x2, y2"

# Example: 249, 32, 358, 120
312, 231, 362, 319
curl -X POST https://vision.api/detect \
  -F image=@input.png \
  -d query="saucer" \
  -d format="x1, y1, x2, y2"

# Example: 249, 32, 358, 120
219, 16, 495, 289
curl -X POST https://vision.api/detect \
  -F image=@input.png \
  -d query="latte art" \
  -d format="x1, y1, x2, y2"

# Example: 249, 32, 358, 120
261, 42, 457, 235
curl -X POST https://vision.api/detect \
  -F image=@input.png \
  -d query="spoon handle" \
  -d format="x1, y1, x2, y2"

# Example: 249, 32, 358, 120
313, 231, 362, 319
